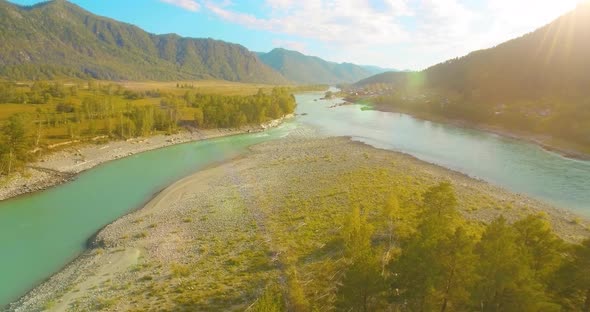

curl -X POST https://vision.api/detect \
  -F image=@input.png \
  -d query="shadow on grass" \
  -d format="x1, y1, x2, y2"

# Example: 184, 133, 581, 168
299, 238, 344, 265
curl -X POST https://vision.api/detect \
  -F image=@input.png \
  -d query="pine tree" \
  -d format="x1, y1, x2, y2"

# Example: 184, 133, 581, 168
473, 216, 548, 312
513, 214, 564, 282
437, 227, 477, 312
551, 239, 590, 311
389, 182, 474, 311
336, 206, 384, 312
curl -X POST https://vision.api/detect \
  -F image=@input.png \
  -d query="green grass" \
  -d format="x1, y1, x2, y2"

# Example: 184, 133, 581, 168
121, 80, 285, 96
0, 103, 40, 119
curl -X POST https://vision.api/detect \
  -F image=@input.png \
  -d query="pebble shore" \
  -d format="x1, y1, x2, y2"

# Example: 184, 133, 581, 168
0, 115, 294, 201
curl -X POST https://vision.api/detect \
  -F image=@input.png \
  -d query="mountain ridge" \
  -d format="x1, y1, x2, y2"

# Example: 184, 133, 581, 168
0, 0, 288, 83
258, 48, 386, 85
356, 3, 590, 92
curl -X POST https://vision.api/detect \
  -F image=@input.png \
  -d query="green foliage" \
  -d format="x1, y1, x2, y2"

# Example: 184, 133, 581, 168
0, 81, 296, 176
381, 183, 585, 312
0, 113, 34, 174
551, 239, 590, 311
390, 183, 476, 312
474, 216, 550, 311
335, 257, 384, 312
336, 206, 384, 312
176, 87, 296, 128
342, 206, 374, 260
513, 214, 565, 282
381, 194, 401, 247
422, 181, 459, 222
436, 227, 478, 312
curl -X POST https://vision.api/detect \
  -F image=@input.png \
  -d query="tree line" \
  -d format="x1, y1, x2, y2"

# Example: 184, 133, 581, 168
371, 88, 590, 149
0, 82, 296, 176
0, 81, 71, 104
165, 87, 295, 129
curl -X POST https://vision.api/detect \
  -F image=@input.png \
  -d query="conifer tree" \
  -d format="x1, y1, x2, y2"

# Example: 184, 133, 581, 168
551, 239, 590, 311
336, 206, 384, 312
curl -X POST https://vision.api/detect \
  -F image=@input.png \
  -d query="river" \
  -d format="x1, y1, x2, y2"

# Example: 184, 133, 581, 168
1, 92, 590, 307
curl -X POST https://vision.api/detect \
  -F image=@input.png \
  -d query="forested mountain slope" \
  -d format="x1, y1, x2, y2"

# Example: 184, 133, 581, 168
258, 48, 377, 84
354, 71, 407, 87
357, 2, 590, 93
423, 2, 590, 100
0, 0, 287, 83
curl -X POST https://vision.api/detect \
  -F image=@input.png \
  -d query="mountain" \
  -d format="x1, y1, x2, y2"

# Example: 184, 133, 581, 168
357, 2, 590, 94
0, 0, 287, 83
354, 3, 590, 151
421, 2, 590, 100
354, 71, 407, 87
257, 48, 378, 85
359, 65, 396, 76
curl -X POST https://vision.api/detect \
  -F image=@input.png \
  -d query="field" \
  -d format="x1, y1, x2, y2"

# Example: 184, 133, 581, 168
121, 80, 283, 96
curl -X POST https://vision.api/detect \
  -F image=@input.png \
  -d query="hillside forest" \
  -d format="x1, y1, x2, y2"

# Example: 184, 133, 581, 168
359, 73, 590, 154
0, 0, 288, 83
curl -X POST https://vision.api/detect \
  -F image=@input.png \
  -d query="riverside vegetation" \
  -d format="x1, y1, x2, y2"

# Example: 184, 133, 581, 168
0, 80, 299, 177
15, 137, 590, 312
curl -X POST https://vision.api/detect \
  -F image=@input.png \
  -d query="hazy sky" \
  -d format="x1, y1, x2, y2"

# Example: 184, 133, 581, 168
9, 0, 584, 70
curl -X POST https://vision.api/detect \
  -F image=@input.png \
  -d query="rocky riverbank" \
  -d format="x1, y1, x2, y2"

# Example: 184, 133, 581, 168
8, 133, 589, 312
0, 115, 294, 201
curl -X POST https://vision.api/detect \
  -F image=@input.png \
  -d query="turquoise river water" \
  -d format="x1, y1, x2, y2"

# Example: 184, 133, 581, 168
1, 92, 589, 306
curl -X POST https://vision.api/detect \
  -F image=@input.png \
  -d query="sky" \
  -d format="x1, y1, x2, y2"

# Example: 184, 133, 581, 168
8, 0, 585, 70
